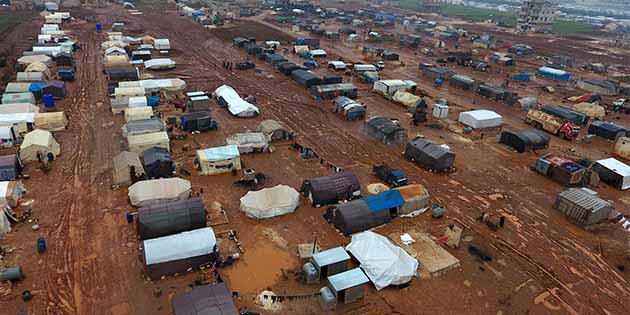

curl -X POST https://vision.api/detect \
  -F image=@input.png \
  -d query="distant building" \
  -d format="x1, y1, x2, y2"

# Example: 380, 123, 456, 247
517, 0, 557, 33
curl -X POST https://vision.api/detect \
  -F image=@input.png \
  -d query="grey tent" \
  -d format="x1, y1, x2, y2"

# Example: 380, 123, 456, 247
106, 67, 139, 81
0, 154, 23, 181
404, 137, 455, 171
499, 129, 549, 153
43, 80, 67, 99
112, 151, 145, 186
142, 147, 175, 179
172, 283, 238, 315
449, 75, 477, 91
137, 197, 207, 240
277, 62, 302, 76
311, 83, 358, 100
364, 117, 407, 145
266, 54, 288, 67
325, 200, 391, 235
122, 118, 166, 138
477, 84, 512, 102
256, 119, 291, 141
292, 70, 322, 88
301, 172, 361, 207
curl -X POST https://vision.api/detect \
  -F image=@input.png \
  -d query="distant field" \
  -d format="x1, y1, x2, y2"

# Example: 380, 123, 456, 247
0, 15, 19, 34
397, 2, 594, 34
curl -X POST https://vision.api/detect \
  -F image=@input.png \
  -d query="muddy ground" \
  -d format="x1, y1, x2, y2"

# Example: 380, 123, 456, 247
0, 3, 629, 315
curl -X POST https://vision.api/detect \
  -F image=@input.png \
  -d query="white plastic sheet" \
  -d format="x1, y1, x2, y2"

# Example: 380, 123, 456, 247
240, 185, 300, 219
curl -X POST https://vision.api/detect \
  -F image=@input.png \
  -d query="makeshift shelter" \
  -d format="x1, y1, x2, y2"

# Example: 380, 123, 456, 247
311, 83, 358, 100
17, 55, 52, 66
449, 75, 477, 91
0, 113, 34, 134
16, 72, 45, 82
4, 83, 32, 94
1, 93, 35, 105
137, 197, 206, 240
53, 52, 73, 67
142, 147, 175, 179
19, 129, 60, 162
144, 58, 176, 70
553, 188, 614, 225
172, 283, 238, 315
577, 79, 617, 96
615, 137, 630, 161
292, 70, 322, 88
346, 231, 418, 290
308, 247, 351, 283
185, 91, 210, 111
477, 85, 512, 102
125, 107, 154, 122
458, 110, 502, 129
106, 67, 139, 81
0, 126, 18, 147
573, 102, 605, 120
195, 145, 242, 176
364, 117, 407, 145
104, 47, 127, 57
25, 62, 51, 78
499, 129, 550, 153
325, 198, 391, 235
42, 80, 66, 99
277, 62, 302, 76
128, 178, 192, 207
333, 96, 366, 121
154, 39, 171, 50
180, 111, 214, 132
537, 67, 570, 81
323, 74, 343, 85
0, 181, 25, 207
214, 85, 259, 117
240, 185, 300, 219
301, 172, 361, 207
0, 155, 23, 181
131, 50, 152, 61
0, 103, 39, 114
593, 158, 630, 190
392, 91, 421, 112
265, 54, 288, 66
127, 131, 170, 154
225, 133, 269, 153
104, 55, 131, 70
112, 151, 145, 186
34, 112, 68, 131
122, 118, 166, 138
256, 119, 291, 141
324, 268, 370, 305
373, 80, 416, 96
404, 137, 455, 171
142, 227, 216, 279
394, 184, 430, 215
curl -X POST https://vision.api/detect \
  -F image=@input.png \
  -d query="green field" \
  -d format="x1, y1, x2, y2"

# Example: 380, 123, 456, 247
0, 14, 19, 34
398, 2, 594, 34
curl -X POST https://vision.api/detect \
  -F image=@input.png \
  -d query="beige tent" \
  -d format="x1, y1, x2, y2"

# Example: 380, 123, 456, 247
124, 107, 154, 122
112, 151, 146, 186
101, 40, 128, 49
393, 91, 422, 112
19, 129, 61, 162
240, 185, 300, 219
25, 62, 52, 78
115, 87, 145, 98
104, 55, 131, 69
573, 102, 605, 120
141, 35, 155, 45
195, 145, 241, 175
256, 119, 290, 142
128, 178, 191, 207
0, 103, 40, 114
17, 55, 53, 66
127, 131, 170, 154
393, 184, 430, 215
0, 181, 26, 207
34, 112, 69, 131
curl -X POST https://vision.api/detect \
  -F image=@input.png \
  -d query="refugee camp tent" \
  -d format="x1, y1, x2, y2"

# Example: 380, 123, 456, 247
265, 54, 288, 66
19, 129, 60, 162
0, 103, 39, 114
577, 79, 617, 96
195, 145, 242, 176
104, 55, 131, 70
137, 198, 206, 240
404, 137, 455, 171
477, 85, 511, 102
593, 158, 630, 190
4, 83, 32, 94
0, 181, 25, 207
225, 133, 269, 153
458, 110, 502, 129
0, 126, 18, 147
364, 117, 407, 145
104, 47, 127, 57
154, 39, 171, 50
333, 97, 366, 121
101, 40, 128, 50
142, 147, 175, 179
346, 231, 418, 290
125, 107, 154, 122
301, 172, 361, 207
0, 113, 34, 134
131, 50, 152, 62
127, 131, 170, 154
449, 75, 477, 91
1, 93, 35, 105
256, 119, 291, 141
142, 227, 216, 279
53, 52, 73, 67
392, 91, 421, 112
42, 80, 66, 99
34, 112, 68, 131
112, 151, 145, 186
185, 91, 209, 111
240, 185, 300, 219
171, 283, 238, 315
214, 85, 259, 117
122, 118, 166, 138
588, 121, 628, 141
499, 129, 550, 153
322, 74, 343, 85
573, 102, 605, 120
292, 70, 322, 88
311, 83, 358, 100
25, 62, 51, 78
128, 177, 192, 207
144, 58, 176, 70
17, 55, 52, 66
373, 80, 416, 96
537, 67, 570, 81
106, 67, 139, 81
16, 72, 45, 82
277, 62, 302, 76
394, 184, 430, 215
128, 96, 149, 108
325, 198, 392, 235
0, 155, 23, 181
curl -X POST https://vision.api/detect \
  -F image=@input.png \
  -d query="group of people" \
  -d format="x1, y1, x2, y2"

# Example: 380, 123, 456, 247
223, 61, 234, 70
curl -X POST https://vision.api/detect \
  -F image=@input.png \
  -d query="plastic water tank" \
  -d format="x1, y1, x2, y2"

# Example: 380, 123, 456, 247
302, 262, 319, 284
96, 23, 102, 32
43, 94, 55, 110
318, 286, 336, 310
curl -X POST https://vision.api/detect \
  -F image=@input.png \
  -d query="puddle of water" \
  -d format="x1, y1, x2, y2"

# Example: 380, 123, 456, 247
224, 241, 297, 294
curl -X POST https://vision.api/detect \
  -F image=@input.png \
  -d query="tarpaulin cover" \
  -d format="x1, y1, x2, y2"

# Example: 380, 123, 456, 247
362, 190, 405, 212
346, 231, 418, 290
214, 85, 259, 117
128, 178, 191, 207
137, 198, 206, 240
458, 110, 502, 129
392, 90, 421, 111
240, 185, 299, 219
172, 283, 238, 315
143, 227, 215, 265
573, 102, 605, 119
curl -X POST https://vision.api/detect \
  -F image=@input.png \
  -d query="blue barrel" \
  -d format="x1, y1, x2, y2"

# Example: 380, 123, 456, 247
126, 212, 134, 223
37, 237, 46, 254
96, 23, 102, 32
434, 78, 444, 86
43, 94, 55, 110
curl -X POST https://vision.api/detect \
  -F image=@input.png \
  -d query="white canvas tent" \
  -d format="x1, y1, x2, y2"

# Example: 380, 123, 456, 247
17, 55, 53, 66
240, 185, 300, 219
225, 133, 269, 153
0, 103, 40, 114
213, 85, 259, 117
144, 58, 176, 70
346, 231, 418, 290
458, 110, 502, 129
124, 106, 153, 122
127, 131, 170, 154
195, 145, 241, 175
19, 129, 61, 162
128, 178, 191, 207
112, 151, 145, 186
153, 39, 171, 50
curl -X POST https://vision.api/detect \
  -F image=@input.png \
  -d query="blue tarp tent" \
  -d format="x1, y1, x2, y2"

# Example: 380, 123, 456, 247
362, 190, 405, 212
537, 67, 570, 81
512, 73, 530, 81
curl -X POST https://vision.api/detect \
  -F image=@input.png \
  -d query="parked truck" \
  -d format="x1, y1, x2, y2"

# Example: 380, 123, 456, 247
525, 109, 580, 140
372, 163, 408, 187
